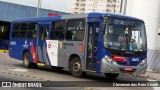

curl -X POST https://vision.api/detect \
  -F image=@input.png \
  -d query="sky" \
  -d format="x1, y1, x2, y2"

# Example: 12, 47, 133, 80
0, 0, 69, 12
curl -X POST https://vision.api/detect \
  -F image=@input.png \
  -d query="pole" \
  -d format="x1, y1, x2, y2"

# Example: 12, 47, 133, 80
36, 0, 42, 17
120, 0, 127, 15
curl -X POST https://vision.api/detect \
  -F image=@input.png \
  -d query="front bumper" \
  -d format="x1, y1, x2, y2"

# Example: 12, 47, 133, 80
100, 58, 147, 75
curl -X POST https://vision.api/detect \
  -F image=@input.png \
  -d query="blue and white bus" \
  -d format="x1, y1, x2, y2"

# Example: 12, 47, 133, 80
9, 13, 147, 79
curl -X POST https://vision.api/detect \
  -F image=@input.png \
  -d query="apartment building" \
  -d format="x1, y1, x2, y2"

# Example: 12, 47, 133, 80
68, 0, 122, 14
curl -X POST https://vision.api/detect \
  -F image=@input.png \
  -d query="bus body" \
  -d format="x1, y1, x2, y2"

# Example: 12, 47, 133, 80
9, 13, 147, 78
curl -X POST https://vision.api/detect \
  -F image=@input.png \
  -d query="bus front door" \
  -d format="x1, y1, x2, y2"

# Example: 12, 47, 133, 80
36, 25, 50, 65
86, 23, 99, 71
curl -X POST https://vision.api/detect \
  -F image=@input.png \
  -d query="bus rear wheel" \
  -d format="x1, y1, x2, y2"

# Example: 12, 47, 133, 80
105, 73, 119, 80
23, 52, 37, 68
70, 57, 85, 78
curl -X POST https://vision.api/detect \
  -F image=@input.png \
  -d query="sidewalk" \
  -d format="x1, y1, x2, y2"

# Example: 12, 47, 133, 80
140, 71, 160, 80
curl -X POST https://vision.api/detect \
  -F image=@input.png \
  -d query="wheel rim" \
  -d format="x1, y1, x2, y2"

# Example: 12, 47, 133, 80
73, 62, 81, 72
24, 56, 29, 66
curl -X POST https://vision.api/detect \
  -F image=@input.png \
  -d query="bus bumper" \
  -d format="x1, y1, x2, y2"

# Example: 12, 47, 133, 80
100, 57, 147, 75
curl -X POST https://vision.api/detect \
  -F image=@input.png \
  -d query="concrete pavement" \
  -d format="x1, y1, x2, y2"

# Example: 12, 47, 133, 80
141, 71, 160, 80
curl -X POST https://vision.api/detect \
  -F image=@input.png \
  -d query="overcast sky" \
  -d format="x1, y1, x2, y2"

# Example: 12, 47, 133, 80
0, 0, 69, 12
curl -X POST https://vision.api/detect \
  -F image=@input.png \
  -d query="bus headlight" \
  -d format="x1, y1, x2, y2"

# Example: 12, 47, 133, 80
105, 55, 114, 64
139, 59, 146, 66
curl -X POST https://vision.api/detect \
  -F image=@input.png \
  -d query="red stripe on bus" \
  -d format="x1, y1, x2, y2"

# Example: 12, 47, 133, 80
31, 42, 37, 63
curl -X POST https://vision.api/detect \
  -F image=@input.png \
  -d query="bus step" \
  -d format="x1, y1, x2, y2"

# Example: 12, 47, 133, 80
84, 70, 96, 73
0, 50, 9, 53
37, 63, 45, 66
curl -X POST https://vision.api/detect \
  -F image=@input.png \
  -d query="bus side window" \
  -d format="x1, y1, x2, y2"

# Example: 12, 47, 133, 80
66, 20, 85, 41
27, 23, 37, 39
12, 23, 20, 38
50, 21, 65, 40
19, 23, 28, 38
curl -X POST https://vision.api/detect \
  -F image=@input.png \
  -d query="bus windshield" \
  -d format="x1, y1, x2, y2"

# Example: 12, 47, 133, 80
103, 17, 147, 52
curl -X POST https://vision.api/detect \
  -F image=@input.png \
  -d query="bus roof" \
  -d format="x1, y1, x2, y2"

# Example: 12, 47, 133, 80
12, 12, 143, 22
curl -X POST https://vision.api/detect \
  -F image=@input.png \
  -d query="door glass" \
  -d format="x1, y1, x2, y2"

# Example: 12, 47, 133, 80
93, 25, 99, 69
38, 27, 44, 40
37, 25, 49, 63
38, 26, 49, 40
44, 26, 49, 40
86, 24, 99, 70
86, 25, 93, 69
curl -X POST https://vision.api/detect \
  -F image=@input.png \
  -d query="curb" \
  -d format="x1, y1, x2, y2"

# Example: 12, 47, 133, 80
0, 50, 9, 53
1, 71, 50, 81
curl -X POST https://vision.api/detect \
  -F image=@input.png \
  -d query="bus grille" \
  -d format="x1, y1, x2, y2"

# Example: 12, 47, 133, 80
117, 62, 139, 66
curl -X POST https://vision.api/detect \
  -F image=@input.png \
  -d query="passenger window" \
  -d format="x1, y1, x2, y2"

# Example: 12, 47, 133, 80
12, 22, 37, 39
13, 23, 20, 31
66, 20, 85, 41
27, 23, 37, 39
20, 23, 28, 30
19, 23, 28, 38
12, 23, 20, 38
50, 21, 66, 40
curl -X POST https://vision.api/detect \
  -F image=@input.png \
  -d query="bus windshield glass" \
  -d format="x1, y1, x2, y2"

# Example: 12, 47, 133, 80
103, 17, 147, 52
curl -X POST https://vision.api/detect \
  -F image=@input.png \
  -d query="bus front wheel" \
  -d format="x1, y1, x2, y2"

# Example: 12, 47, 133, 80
70, 57, 85, 78
104, 73, 119, 80
23, 52, 37, 68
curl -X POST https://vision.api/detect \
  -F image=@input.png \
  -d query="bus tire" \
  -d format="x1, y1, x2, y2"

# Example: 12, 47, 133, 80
70, 57, 85, 78
104, 73, 119, 80
23, 52, 37, 68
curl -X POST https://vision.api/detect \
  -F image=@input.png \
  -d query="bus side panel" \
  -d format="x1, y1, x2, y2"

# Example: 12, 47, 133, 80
9, 39, 28, 60
45, 40, 59, 66
45, 40, 84, 68
9, 38, 36, 63
9, 39, 20, 60
57, 41, 85, 68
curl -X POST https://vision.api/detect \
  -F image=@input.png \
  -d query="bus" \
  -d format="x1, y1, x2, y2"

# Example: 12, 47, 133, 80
9, 13, 147, 79
0, 21, 10, 50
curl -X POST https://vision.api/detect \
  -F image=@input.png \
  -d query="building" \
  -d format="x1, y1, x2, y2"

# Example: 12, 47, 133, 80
106, 0, 122, 13
158, 22, 160, 35
0, 1, 67, 22
68, 0, 122, 14
0, 1, 68, 50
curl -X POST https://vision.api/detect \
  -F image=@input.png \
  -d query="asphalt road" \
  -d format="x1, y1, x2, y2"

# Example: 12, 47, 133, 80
0, 53, 158, 90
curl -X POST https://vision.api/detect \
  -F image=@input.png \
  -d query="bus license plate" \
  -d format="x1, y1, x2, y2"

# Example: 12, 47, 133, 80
124, 67, 132, 71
